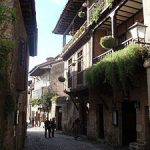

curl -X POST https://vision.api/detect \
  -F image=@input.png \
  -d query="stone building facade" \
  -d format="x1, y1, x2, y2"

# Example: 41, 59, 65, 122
0, 0, 37, 149
53, 0, 150, 149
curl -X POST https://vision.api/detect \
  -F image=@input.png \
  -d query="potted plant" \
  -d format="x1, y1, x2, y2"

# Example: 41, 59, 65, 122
78, 11, 85, 18
58, 76, 65, 82
100, 35, 115, 49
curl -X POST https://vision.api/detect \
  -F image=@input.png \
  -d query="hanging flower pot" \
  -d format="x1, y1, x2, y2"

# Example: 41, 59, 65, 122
100, 36, 115, 49
78, 11, 85, 18
58, 76, 65, 82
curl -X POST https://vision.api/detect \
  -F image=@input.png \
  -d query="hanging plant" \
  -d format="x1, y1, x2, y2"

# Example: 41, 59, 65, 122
85, 44, 148, 94
107, 0, 114, 8
58, 76, 65, 82
100, 36, 115, 49
90, 6, 102, 25
78, 11, 85, 18
63, 24, 86, 51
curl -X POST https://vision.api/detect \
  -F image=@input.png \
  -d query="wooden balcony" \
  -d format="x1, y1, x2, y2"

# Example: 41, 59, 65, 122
93, 38, 134, 64
63, 22, 87, 52
118, 38, 133, 49
89, 0, 108, 25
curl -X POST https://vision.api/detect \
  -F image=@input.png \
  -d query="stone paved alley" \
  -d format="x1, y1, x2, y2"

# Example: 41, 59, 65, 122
24, 127, 129, 150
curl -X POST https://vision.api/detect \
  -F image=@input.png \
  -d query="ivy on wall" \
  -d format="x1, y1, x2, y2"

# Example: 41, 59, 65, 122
0, 4, 16, 23
85, 44, 148, 95
0, 3, 16, 80
0, 3, 17, 149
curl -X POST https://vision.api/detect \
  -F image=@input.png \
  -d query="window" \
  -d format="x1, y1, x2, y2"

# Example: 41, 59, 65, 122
19, 39, 26, 68
77, 50, 83, 72
68, 58, 72, 77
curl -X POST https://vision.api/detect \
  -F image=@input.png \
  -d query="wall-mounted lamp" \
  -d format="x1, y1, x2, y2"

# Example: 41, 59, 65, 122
128, 21, 147, 43
75, 96, 78, 100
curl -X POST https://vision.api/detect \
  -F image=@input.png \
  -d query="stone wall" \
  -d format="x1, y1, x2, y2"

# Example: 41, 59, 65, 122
0, 0, 29, 149
50, 61, 65, 96
62, 99, 79, 134
87, 71, 149, 147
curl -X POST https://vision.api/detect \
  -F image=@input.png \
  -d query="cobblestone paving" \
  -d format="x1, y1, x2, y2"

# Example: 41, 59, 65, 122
24, 127, 129, 150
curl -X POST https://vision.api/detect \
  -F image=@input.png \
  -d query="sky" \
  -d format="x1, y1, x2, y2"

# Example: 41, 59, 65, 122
29, 0, 68, 71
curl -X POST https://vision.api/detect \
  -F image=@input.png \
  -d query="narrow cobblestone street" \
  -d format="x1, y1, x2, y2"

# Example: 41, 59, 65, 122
24, 127, 129, 150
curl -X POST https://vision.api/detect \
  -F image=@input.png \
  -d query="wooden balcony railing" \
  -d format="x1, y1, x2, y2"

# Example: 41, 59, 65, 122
118, 38, 133, 49
93, 49, 114, 64
93, 38, 135, 64
63, 22, 87, 52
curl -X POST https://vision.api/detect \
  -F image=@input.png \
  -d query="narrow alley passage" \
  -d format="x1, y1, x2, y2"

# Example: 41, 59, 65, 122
24, 127, 112, 150
24, 127, 130, 150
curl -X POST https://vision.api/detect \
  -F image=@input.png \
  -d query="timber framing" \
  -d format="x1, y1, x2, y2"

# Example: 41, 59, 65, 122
53, 0, 86, 35
19, 0, 38, 56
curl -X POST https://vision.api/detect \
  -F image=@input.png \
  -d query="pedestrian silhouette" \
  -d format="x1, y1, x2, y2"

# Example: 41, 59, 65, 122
51, 118, 56, 137
72, 118, 80, 140
44, 117, 51, 138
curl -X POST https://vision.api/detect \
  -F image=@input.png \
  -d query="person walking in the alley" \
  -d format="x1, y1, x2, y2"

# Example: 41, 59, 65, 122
51, 118, 56, 137
44, 117, 51, 138
72, 118, 80, 140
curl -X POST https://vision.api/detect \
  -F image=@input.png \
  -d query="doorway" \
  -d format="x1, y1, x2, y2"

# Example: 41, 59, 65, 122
122, 101, 136, 145
97, 104, 104, 138
80, 101, 87, 135
56, 106, 62, 130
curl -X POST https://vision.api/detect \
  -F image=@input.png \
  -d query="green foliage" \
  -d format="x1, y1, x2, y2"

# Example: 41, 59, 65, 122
0, 39, 16, 79
51, 95, 59, 101
0, 4, 16, 80
0, 4, 16, 23
63, 24, 86, 51
78, 11, 85, 18
31, 99, 41, 106
85, 44, 148, 94
90, 6, 102, 25
100, 36, 115, 49
42, 92, 55, 111
107, 0, 114, 8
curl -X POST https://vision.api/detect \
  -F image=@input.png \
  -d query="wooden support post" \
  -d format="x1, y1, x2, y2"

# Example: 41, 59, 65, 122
110, 11, 117, 38
63, 34, 66, 47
